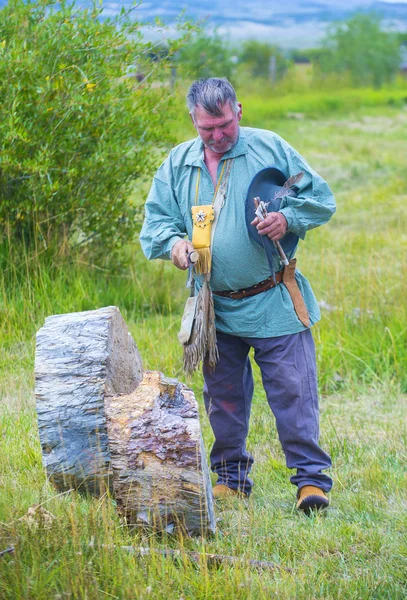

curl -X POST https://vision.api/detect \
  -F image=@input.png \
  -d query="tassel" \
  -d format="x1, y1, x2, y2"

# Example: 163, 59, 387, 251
206, 282, 218, 371
183, 276, 218, 375
194, 247, 212, 276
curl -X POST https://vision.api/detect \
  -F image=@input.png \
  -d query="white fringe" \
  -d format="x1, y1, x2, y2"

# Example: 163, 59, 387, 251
183, 277, 218, 375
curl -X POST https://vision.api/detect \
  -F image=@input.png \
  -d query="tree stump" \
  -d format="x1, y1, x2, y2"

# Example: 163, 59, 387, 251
35, 306, 216, 535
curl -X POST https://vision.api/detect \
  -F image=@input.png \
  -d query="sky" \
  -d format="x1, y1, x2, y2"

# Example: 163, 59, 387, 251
115, 0, 407, 48
0, 0, 405, 47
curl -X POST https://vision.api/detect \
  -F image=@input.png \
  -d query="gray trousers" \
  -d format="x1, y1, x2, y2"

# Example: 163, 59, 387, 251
202, 329, 333, 496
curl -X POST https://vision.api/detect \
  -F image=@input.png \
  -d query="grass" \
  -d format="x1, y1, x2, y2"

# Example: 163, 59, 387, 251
1, 373, 407, 597
1, 89, 407, 598
241, 86, 407, 122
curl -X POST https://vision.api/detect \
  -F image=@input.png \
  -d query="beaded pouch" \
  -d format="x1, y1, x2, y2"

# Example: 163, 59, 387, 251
191, 204, 214, 274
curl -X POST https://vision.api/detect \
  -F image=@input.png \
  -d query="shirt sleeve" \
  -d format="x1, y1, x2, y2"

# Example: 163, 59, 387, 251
276, 136, 336, 240
139, 155, 187, 260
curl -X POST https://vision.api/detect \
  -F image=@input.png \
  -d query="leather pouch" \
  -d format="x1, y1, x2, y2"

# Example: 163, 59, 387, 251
177, 296, 198, 345
191, 205, 214, 249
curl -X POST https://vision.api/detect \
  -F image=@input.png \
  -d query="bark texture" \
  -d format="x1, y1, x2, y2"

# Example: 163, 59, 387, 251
35, 306, 143, 495
105, 371, 215, 534
35, 306, 215, 535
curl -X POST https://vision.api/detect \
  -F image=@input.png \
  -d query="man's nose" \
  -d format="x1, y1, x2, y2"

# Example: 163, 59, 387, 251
212, 128, 224, 142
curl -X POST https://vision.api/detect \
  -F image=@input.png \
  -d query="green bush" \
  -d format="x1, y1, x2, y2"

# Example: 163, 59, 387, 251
0, 0, 188, 255
176, 30, 235, 81
316, 13, 401, 88
238, 40, 291, 81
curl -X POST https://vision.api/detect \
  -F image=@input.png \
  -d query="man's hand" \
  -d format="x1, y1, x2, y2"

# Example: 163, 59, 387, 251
251, 212, 288, 242
171, 240, 195, 270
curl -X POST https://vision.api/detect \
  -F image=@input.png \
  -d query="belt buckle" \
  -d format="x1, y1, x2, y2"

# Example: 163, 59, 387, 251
229, 290, 241, 299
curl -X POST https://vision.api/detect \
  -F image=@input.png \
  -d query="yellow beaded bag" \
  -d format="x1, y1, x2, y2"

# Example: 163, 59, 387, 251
191, 204, 214, 275
191, 161, 226, 275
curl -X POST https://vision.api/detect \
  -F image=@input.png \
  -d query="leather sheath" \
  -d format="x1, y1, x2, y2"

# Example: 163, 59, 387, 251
213, 259, 310, 328
282, 259, 310, 327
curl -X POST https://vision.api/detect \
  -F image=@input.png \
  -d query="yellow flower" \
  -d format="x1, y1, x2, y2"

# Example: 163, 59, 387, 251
86, 83, 96, 91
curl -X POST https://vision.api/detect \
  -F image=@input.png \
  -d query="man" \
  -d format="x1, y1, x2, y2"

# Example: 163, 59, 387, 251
140, 77, 335, 512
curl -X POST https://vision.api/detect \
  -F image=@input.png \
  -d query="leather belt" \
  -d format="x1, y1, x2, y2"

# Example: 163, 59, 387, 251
213, 271, 284, 300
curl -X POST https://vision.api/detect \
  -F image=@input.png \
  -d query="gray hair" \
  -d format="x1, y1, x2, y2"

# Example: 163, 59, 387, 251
186, 78, 239, 120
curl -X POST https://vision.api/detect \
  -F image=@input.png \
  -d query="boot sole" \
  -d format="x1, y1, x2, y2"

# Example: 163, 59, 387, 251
297, 495, 329, 514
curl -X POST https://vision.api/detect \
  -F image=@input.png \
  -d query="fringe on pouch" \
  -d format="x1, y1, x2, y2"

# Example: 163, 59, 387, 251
193, 247, 212, 276
183, 276, 218, 375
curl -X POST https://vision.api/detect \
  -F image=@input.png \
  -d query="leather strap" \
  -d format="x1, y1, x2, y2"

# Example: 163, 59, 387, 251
210, 159, 234, 251
213, 259, 310, 328
213, 271, 284, 299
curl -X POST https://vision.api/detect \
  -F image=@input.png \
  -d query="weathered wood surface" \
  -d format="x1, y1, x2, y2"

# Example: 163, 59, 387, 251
35, 306, 143, 495
106, 370, 215, 534
35, 306, 215, 535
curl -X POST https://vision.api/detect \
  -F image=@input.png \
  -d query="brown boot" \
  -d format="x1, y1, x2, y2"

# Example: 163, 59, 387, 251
296, 485, 329, 513
212, 484, 246, 500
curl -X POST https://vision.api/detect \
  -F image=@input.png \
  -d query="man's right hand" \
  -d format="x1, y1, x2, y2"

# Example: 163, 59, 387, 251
171, 240, 195, 270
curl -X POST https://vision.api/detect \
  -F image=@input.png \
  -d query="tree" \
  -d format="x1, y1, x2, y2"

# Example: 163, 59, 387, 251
176, 31, 235, 81
0, 0, 189, 254
316, 13, 401, 87
238, 40, 290, 81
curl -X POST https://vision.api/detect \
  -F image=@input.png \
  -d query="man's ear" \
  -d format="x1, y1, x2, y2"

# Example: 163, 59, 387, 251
237, 102, 243, 122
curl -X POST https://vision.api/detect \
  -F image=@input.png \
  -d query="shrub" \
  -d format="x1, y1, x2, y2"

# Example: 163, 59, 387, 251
316, 13, 401, 88
238, 40, 291, 82
176, 30, 235, 81
0, 0, 188, 255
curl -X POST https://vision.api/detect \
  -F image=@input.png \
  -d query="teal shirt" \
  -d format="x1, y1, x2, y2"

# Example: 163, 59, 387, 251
140, 127, 336, 338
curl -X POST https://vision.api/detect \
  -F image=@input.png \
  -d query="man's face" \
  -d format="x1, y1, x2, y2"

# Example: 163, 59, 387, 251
191, 102, 242, 155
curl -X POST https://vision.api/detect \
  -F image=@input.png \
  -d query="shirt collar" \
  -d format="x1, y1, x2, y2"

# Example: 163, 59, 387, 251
185, 127, 248, 167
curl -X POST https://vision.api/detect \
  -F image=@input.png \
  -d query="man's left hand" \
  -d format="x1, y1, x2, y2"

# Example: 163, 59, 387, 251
251, 212, 288, 242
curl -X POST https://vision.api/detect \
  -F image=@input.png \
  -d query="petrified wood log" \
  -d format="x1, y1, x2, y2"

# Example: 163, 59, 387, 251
35, 306, 216, 535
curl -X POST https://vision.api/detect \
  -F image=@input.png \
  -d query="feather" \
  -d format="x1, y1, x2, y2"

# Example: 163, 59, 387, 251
273, 171, 304, 201
284, 171, 304, 189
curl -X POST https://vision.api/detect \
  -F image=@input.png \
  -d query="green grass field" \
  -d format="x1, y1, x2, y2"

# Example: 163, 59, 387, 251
1, 88, 407, 598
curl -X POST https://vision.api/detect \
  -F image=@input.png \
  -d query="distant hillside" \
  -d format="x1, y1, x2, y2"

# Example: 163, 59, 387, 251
1, 0, 406, 47
136, 0, 407, 47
